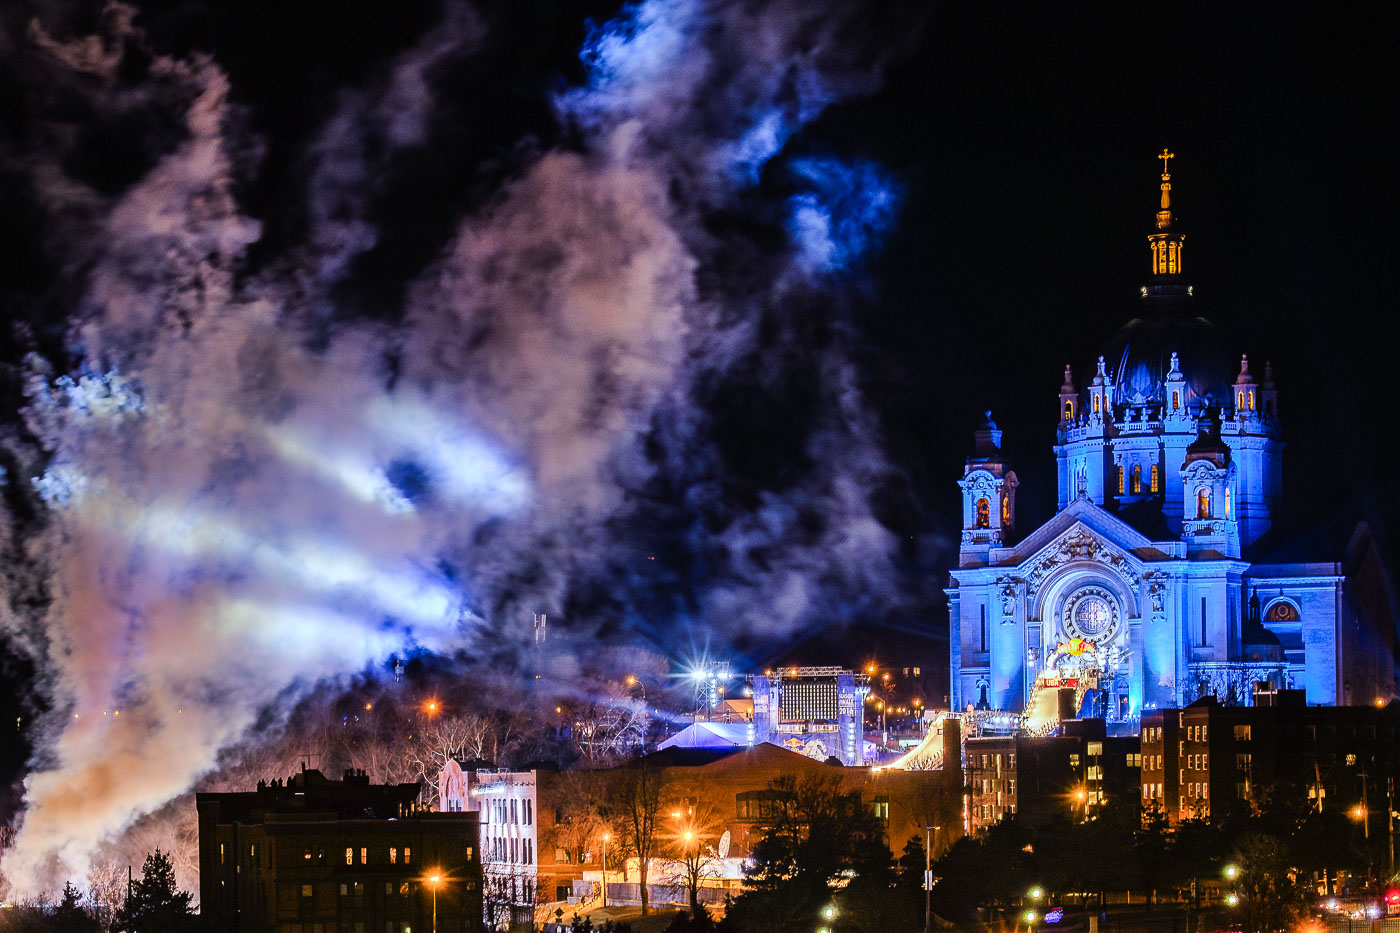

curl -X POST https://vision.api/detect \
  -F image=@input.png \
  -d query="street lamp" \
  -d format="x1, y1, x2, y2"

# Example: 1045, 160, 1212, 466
1223, 864, 1239, 881
427, 873, 441, 933
601, 833, 611, 908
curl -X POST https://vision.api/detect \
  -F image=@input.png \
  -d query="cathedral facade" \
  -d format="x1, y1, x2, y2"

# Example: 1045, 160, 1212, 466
948, 153, 1396, 728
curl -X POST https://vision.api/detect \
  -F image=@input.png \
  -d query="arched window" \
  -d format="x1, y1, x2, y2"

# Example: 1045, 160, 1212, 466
1150, 463, 1160, 493
1265, 601, 1300, 622
1237, 391, 1245, 410
1064, 401, 1073, 420
1225, 488, 1232, 518
1172, 390, 1180, 410
1117, 466, 1125, 495
1196, 487, 1212, 519
1131, 464, 1142, 494
975, 498, 990, 529
1248, 389, 1255, 411
1093, 395, 1100, 414
1001, 495, 1011, 527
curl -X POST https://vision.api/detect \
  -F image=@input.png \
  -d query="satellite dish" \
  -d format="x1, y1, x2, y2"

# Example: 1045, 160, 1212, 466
717, 830, 731, 860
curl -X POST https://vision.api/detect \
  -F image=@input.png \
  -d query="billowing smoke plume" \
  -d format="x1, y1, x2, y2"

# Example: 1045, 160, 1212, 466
0, 0, 919, 894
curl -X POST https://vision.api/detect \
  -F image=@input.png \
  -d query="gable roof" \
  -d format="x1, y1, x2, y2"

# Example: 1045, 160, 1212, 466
989, 496, 1178, 569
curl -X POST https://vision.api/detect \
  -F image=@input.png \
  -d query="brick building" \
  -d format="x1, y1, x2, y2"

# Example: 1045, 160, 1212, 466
197, 767, 483, 933
965, 719, 1141, 834
1141, 690, 1400, 824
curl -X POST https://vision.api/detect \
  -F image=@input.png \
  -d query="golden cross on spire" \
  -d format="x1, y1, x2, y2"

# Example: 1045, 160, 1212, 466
1158, 148, 1174, 175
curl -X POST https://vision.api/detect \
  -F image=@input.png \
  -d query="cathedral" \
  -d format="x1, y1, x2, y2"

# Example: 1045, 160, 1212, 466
948, 152, 1397, 730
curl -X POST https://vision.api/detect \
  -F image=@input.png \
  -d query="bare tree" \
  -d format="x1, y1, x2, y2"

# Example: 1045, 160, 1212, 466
606, 764, 664, 914
572, 696, 647, 764
662, 786, 727, 918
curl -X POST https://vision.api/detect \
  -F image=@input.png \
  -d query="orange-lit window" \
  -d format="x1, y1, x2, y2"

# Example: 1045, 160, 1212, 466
1237, 391, 1244, 410
1168, 242, 1178, 273
1117, 466, 1125, 495
1172, 390, 1180, 410
1248, 390, 1255, 411
1131, 464, 1141, 494
345, 848, 353, 865
390, 847, 397, 864
1001, 495, 1010, 527
975, 498, 990, 529
1064, 401, 1073, 420
1196, 488, 1211, 519
1094, 395, 1100, 414
359, 847, 367, 865
404, 847, 411, 864
1150, 464, 1160, 493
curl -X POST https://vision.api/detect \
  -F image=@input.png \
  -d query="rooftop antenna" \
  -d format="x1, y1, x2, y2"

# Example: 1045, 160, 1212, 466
533, 612, 547, 644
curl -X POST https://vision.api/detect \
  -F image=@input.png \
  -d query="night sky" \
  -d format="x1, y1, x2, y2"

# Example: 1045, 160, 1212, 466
0, 0, 1394, 891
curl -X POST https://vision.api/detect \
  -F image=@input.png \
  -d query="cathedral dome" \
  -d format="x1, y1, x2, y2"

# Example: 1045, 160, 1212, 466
1103, 307, 1233, 408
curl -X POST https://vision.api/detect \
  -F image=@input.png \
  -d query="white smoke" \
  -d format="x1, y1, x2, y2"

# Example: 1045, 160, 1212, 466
0, 0, 914, 895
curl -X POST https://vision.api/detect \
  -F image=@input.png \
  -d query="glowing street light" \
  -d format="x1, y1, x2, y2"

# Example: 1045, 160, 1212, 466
1028, 886, 1044, 900
427, 873, 441, 933
601, 833, 611, 908
821, 905, 836, 920
1224, 893, 1239, 908
1223, 864, 1239, 881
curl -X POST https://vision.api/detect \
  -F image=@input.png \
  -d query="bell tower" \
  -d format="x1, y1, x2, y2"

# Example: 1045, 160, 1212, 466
958, 412, 1018, 566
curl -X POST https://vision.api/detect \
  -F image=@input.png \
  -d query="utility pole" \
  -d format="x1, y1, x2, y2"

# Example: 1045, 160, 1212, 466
923, 824, 938, 933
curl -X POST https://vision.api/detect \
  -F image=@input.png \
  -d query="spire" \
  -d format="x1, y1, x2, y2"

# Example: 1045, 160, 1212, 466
1156, 148, 1174, 230
1146, 148, 1186, 282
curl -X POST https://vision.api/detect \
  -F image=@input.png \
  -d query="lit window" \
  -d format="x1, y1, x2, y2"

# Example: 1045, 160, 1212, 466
975, 498, 990, 529
390, 848, 397, 864
1172, 390, 1180, 410
1131, 464, 1141, 494
304, 848, 312, 861
1196, 487, 1211, 519
1150, 464, 1160, 493
1117, 466, 1125, 494
404, 847, 411, 864
301, 884, 313, 898
345, 848, 353, 865
360, 848, 367, 865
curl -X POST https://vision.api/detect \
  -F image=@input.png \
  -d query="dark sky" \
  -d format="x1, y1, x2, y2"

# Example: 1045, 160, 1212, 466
1, 1, 1395, 734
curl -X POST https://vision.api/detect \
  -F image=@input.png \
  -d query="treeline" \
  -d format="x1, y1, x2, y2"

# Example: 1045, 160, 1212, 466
931, 779, 1371, 933
0, 849, 195, 933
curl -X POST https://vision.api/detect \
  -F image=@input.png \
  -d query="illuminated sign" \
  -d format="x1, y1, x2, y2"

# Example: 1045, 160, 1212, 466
1044, 908, 1064, 924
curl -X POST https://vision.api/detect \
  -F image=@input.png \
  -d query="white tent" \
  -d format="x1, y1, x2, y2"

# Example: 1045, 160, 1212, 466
655, 721, 751, 750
